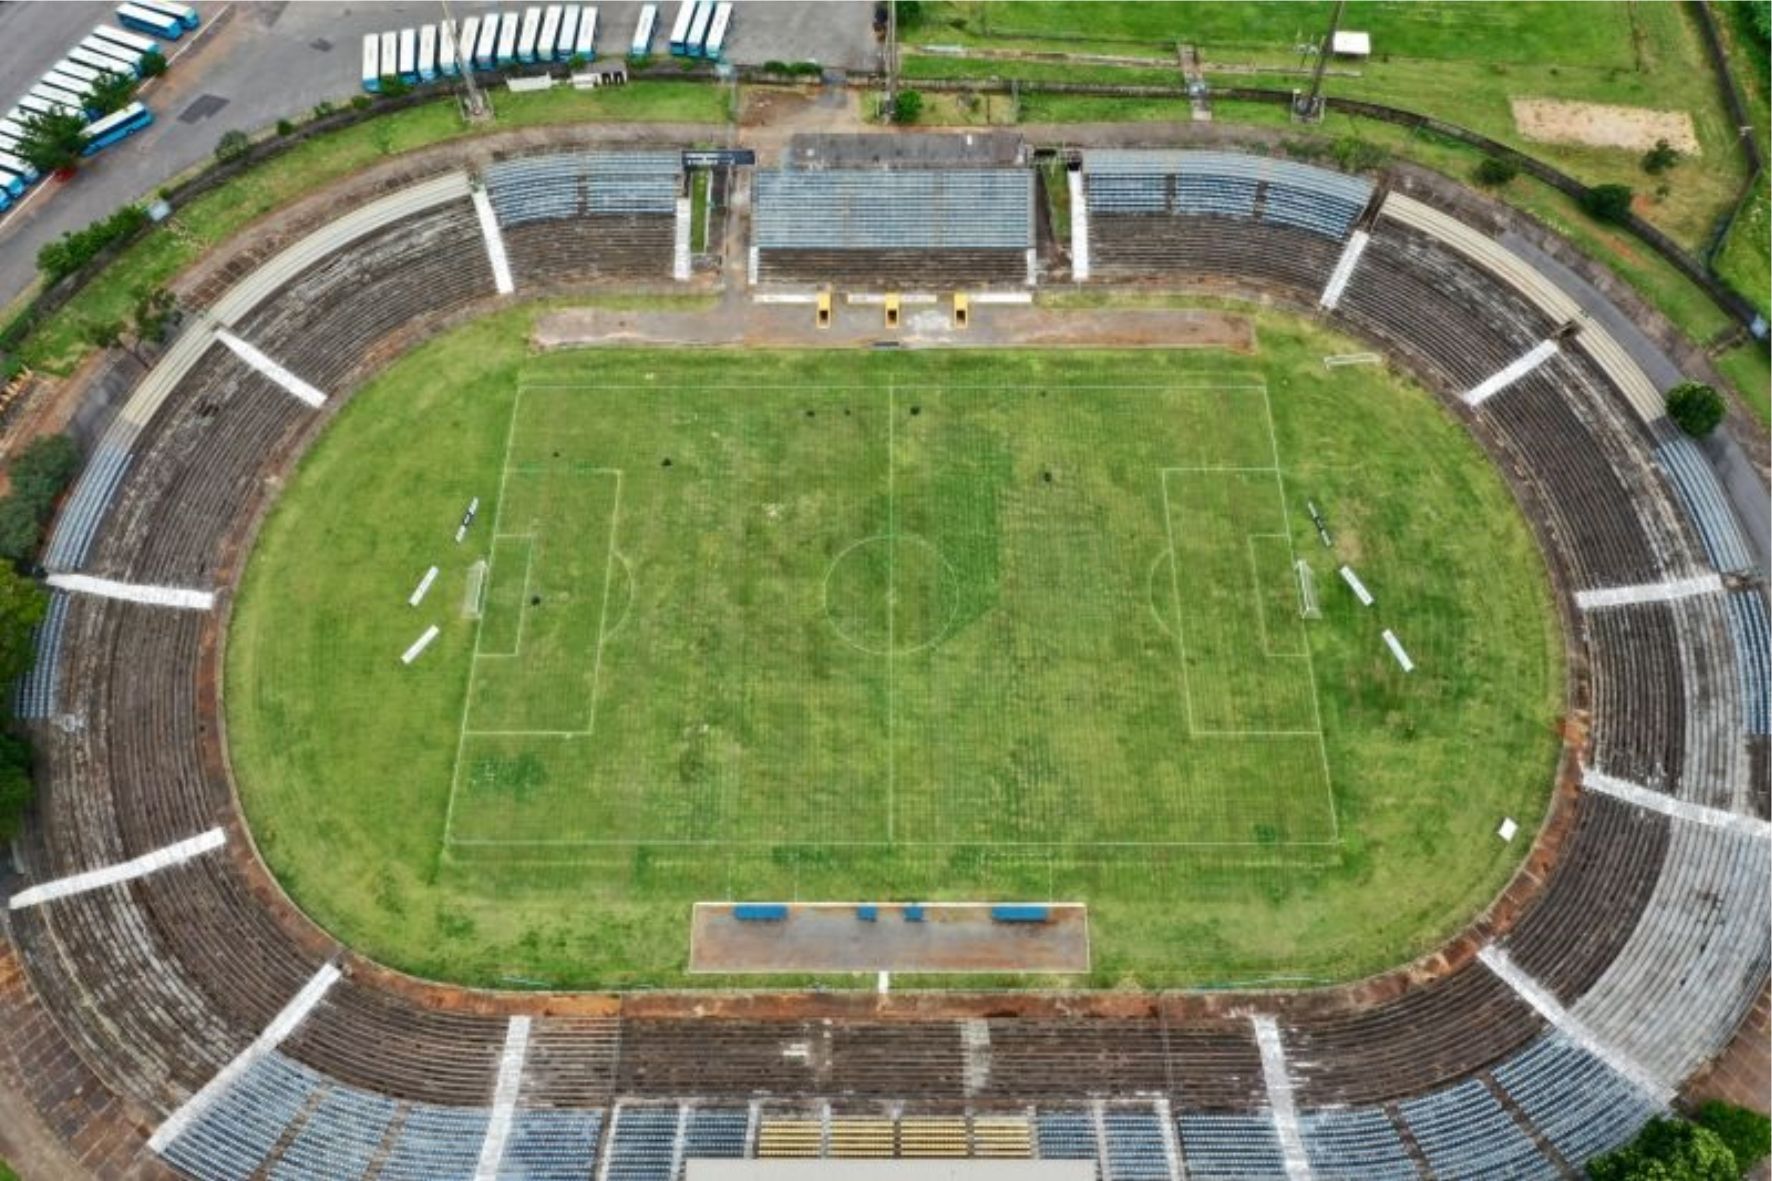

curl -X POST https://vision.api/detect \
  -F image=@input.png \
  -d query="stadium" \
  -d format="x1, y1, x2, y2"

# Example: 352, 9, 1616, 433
0, 3, 1766, 1181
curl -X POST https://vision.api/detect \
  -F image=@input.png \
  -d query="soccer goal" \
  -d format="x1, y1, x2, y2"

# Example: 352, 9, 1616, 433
463, 559, 488, 619
1296, 559, 1321, 619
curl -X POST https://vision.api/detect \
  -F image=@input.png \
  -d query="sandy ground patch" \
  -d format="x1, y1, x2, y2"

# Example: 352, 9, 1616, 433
1511, 98, 1700, 154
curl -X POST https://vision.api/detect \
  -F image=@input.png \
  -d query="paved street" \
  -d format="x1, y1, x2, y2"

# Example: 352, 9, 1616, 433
0, 0, 878, 310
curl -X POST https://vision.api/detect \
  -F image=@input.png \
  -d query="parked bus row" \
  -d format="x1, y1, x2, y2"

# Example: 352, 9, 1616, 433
115, 0, 200, 42
361, 4, 671, 92
667, 1, 733, 61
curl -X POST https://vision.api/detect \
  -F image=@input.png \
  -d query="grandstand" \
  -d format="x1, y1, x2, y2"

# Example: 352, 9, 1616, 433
0, 128, 1764, 1181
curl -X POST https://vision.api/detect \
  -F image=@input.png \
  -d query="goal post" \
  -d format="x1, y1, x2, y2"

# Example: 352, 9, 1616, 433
463, 558, 488, 619
1295, 558, 1321, 619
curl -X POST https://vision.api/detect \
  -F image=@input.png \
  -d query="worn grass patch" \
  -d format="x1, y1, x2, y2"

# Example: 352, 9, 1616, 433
228, 314, 1561, 990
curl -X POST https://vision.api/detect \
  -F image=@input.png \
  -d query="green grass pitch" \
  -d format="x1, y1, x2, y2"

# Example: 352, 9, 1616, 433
228, 309, 1562, 990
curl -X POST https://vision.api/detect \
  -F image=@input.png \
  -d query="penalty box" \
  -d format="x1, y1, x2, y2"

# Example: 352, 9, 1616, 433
444, 379, 1339, 857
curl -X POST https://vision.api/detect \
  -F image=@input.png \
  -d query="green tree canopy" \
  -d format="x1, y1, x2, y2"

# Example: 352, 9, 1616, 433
1666, 381, 1726, 437
1694, 1101, 1772, 1172
16, 108, 89, 175
1582, 182, 1636, 224
89, 69, 138, 117
0, 731, 32, 845
1589, 1117, 1740, 1181
0, 563, 46, 684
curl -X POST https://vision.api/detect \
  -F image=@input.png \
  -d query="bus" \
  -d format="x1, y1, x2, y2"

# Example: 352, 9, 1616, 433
539, 7, 562, 61
116, 3, 184, 40
132, 0, 199, 30
361, 32, 380, 91
439, 20, 460, 76
23, 89, 83, 119
557, 6, 579, 59
667, 0, 696, 55
630, 3, 657, 56
685, 0, 713, 57
51, 60, 106, 88
397, 28, 417, 82
576, 5, 598, 59
418, 24, 437, 81
473, 14, 498, 68
91, 25, 161, 67
703, 1, 732, 61
0, 152, 37, 184
80, 101, 152, 154
517, 7, 542, 63
71, 43, 140, 78
496, 11, 520, 66
42, 70, 98, 101
0, 171, 23, 199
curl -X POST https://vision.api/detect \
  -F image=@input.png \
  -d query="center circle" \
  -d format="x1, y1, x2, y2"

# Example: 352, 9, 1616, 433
823, 534, 960, 656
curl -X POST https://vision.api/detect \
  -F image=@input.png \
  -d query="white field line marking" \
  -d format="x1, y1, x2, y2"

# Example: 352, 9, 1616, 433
1479, 946, 1674, 1105
215, 329, 327, 407
887, 379, 896, 844
9, 828, 225, 910
1462, 339, 1559, 407
45, 574, 213, 610
148, 963, 341, 1153
1068, 168, 1089, 282
471, 185, 516, 295
409, 566, 440, 607
443, 383, 525, 849
401, 625, 440, 665
1575, 573, 1724, 610
1583, 769, 1772, 839
1159, 471, 1200, 734
1246, 533, 1306, 659
1252, 1015, 1314, 1181
448, 836, 1345, 848
516, 380, 1275, 393
472, 1015, 531, 1181
581, 470, 625, 760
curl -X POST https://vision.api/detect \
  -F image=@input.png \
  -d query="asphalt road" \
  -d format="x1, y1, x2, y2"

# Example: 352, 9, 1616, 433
0, 0, 878, 312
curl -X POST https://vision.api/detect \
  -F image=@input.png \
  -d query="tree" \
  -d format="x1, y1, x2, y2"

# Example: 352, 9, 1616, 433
0, 564, 47, 685
896, 0, 924, 25
1473, 156, 1518, 186
88, 69, 138, 117
15, 109, 89, 175
1643, 137, 1680, 174
0, 498, 43, 563
131, 288, 178, 348
0, 731, 32, 845
892, 89, 923, 124
82, 317, 135, 362
1666, 381, 1726, 437
138, 50, 167, 79
214, 129, 251, 165
1588, 1117, 1739, 1181
1694, 1101, 1772, 1171
8, 435, 80, 513
1581, 182, 1635, 224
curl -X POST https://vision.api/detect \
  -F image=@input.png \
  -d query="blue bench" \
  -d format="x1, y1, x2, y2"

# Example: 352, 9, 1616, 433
857, 905, 878, 921
903, 904, 925, 922
991, 905, 1051, 923
733, 903, 788, 921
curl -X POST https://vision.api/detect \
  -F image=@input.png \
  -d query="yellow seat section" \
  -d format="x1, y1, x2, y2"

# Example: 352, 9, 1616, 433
830, 1118, 895, 1157
757, 1119, 822, 1157
898, 1117, 969, 1157
973, 1116, 1034, 1157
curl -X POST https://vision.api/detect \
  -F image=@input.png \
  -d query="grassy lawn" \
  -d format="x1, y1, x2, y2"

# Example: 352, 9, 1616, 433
17, 82, 726, 376
228, 310, 1561, 991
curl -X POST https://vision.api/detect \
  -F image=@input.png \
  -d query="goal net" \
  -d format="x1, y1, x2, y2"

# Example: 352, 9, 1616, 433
1296, 559, 1321, 619
463, 559, 488, 619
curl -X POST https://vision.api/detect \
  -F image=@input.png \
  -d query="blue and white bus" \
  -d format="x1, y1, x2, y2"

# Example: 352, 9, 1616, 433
379, 30, 398, 81
418, 25, 437, 80
630, 3, 657, 56
71, 43, 139, 78
91, 25, 161, 69
0, 166, 25, 197
496, 11, 520, 66
51, 59, 106, 89
667, 1, 696, 55
132, 0, 199, 30
539, 6, 562, 60
397, 28, 417, 82
20, 91, 82, 120
42, 70, 98, 102
474, 14, 500, 69
557, 5, 579, 59
0, 151, 37, 184
361, 32, 380, 91
80, 101, 152, 154
703, 1, 732, 61
575, 5, 598, 59
116, 2, 184, 40
32, 84, 91, 118
455, 17, 478, 71
685, 0, 713, 56
517, 7, 542, 63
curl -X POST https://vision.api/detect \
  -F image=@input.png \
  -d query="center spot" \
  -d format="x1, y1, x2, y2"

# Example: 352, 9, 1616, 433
824, 535, 958, 656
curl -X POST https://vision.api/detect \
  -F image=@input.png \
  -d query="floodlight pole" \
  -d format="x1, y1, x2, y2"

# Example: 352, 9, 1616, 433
1293, 0, 1345, 123
440, 0, 491, 121
884, 0, 899, 122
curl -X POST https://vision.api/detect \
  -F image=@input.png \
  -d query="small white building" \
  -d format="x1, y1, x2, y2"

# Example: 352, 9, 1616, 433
1332, 30, 1371, 57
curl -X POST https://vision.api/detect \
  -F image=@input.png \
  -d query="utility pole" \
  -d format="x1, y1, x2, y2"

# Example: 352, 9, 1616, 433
440, 0, 490, 120
1293, 0, 1344, 122
884, 0, 898, 122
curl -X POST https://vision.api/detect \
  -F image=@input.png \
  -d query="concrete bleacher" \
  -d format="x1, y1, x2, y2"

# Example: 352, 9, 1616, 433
481, 150, 679, 286
1493, 1031, 1663, 1166
13, 588, 68, 719
1655, 434, 1756, 575
1299, 1106, 1418, 1181
377, 1102, 488, 1181
604, 1104, 680, 1181
1083, 150, 1371, 239
161, 1052, 315, 1181
1397, 1078, 1553, 1180
498, 1108, 605, 1181
1726, 591, 1770, 736
269, 1070, 397, 1181
1101, 1107, 1169, 1180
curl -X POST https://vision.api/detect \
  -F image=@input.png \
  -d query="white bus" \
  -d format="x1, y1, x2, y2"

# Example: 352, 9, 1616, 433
496, 10, 520, 65
0, 118, 30, 142
29, 85, 88, 115
91, 23, 161, 60
557, 5, 579, 58
475, 13, 500, 68
132, 0, 200, 28
71, 43, 139, 78
43, 70, 98, 101
685, 0, 713, 56
703, 1, 732, 60
17, 94, 80, 121
539, 6, 562, 60
630, 3, 657, 56
0, 151, 38, 182
575, 6, 598, 59
51, 59, 105, 87
518, 7, 543, 63
397, 27, 417, 81
380, 30, 398, 80
361, 31, 381, 91
439, 19, 461, 75
418, 24, 437, 80
667, 0, 695, 54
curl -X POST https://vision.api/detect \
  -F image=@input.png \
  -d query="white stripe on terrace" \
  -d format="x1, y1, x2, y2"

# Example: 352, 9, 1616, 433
472, 1015, 531, 1181
9, 828, 226, 910
1068, 169, 1089, 282
1583, 770, 1772, 840
45, 573, 214, 611
214, 329, 327, 408
1575, 573, 1725, 610
1317, 228, 1369, 310
471, 186, 516, 296
1462, 339, 1559, 407
966, 291, 1035, 305
149, 963, 343, 1152
1478, 946, 1674, 1105
673, 195, 691, 282
1251, 1015, 1313, 1181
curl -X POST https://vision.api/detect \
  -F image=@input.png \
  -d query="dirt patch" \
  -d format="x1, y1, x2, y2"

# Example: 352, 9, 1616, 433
1510, 98, 1700, 154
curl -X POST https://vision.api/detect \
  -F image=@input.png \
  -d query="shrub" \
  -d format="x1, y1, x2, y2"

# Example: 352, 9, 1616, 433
350, 94, 373, 111
312, 99, 335, 119
35, 206, 149, 282
0, 498, 42, 563
1588, 1117, 1738, 1181
893, 89, 923, 123
1694, 1100, 1772, 1170
89, 69, 139, 117
1473, 156, 1518, 186
8, 435, 79, 515
1581, 182, 1635, 224
214, 129, 251, 164
1643, 137, 1680, 174
15, 108, 90, 175
0, 731, 33, 846
275, 118, 295, 137
139, 50, 167, 79
379, 74, 411, 97
1332, 137, 1385, 172
896, 0, 924, 25
1666, 381, 1726, 437
132, 288, 177, 347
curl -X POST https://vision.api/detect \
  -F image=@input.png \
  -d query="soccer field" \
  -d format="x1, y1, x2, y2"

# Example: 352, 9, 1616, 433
228, 312, 1562, 989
